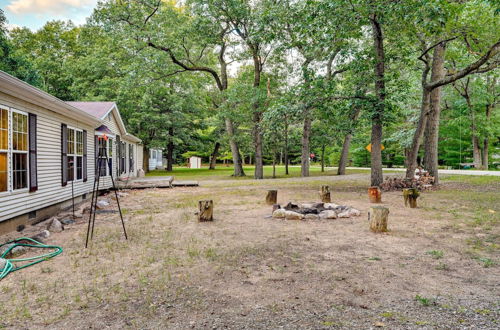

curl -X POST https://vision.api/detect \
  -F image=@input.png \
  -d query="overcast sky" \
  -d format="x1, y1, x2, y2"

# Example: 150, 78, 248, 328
1, 0, 98, 30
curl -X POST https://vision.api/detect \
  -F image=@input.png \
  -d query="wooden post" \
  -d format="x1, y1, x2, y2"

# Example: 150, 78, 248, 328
403, 188, 420, 208
368, 186, 382, 203
266, 190, 278, 205
369, 206, 389, 232
198, 200, 213, 222
320, 185, 331, 203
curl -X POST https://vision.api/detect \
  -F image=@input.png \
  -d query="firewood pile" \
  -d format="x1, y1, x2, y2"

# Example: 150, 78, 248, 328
271, 202, 361, 220
380, 171, 435, 192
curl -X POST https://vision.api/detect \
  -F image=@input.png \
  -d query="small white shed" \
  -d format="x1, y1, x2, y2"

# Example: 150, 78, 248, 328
189, 156, 202, 169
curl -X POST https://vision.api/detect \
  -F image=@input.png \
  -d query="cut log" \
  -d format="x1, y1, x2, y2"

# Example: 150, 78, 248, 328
320, 185, 331, 203
403, 188, 420, 208
198, 200, 214, 222
266, 190, 278, 205
368, 186, 382, 203
369, 206, 389, 233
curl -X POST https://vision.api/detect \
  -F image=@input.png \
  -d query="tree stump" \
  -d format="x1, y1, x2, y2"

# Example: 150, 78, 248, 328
198, 200, 213, 222
320, 185, 331, 203
368, 186, 382, 203
266, 190, 278, 205
369, 206, 389, 232
403, 188, 420, 208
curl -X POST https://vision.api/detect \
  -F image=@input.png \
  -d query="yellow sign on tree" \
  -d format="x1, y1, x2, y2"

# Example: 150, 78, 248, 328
365, 143, 385, 152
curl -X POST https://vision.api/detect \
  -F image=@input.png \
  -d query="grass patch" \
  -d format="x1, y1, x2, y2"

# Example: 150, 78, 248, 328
146, 165, 345, 181
426, 250, 444, 259
415, 295, 437, 307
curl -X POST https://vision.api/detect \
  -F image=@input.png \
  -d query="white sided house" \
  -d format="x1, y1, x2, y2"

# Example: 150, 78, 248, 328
67, 102, 143, 181
0, 71, 142, 233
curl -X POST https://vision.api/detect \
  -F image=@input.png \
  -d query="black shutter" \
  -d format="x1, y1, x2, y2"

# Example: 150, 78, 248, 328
83, 130, 87, 182
116, 135, 121, 174
94, 135, 98, 176
28, 113, 37, 192
61, 123, 68, 186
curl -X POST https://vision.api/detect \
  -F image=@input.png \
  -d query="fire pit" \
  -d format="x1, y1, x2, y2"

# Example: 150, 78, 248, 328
271, 202, 361, 220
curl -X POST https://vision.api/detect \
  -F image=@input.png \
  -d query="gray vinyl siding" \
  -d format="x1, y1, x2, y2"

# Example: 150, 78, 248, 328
0, 91, 96, 222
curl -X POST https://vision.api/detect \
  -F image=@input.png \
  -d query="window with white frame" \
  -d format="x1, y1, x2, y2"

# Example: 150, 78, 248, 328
0, 106, 29, 192
67, 127, 83, 182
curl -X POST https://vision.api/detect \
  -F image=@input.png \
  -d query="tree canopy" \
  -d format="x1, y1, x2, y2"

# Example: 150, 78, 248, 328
4, 0, 499, 184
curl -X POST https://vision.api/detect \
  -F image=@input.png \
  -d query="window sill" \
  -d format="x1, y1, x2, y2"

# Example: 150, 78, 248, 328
0, 188, 29, 197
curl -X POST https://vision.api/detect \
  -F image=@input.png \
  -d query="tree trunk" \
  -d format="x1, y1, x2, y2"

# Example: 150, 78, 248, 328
405, 78, 431, 179
266, 190, 277, 205
272, 151, 276, 178
166, 127, 174, 172
370, 15, 385, 187
368, 186, 382, 203
198, 200, 214, 222
337, 134, 352, 175
338, 104, 362, 175
284, 115, 289, 175
225, 118, 245, 177
403, 188, 420, 208
253, 111, 264, 179
466, 96, 482, 168
321, 144, 326, 172
251, 50, 264, 180
301, 114, 312, 177
209, 142, 220, 170
320, 185, 331, 203
369, 206, 389, 233
482, 102, 492, 169
143, 146, 150, 174
482, 79, 495, 169
423, 43, 446, 184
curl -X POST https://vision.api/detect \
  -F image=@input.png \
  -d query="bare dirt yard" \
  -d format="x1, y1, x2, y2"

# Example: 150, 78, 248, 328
1, 173, 499, 329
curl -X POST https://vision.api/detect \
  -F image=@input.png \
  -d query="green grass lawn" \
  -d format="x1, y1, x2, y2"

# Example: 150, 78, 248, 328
440, 175, 500, 185
146, 165, 350, 180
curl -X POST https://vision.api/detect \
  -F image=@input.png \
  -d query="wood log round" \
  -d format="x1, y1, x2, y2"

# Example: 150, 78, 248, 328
266, 190, 278, 205
368, 186, 382, 203
198, 200, 213, 222
320, 185, 331, 203
403, 188, 420, 208
369, 206, 389, 233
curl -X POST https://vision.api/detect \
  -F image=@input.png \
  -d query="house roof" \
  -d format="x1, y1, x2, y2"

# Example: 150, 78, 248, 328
66, 101, 115, 119
66, 101, 141, 143
0, 71, 100, 126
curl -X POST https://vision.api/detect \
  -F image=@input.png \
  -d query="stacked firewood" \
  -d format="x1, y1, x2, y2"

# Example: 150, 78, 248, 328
380, 172, 435, 191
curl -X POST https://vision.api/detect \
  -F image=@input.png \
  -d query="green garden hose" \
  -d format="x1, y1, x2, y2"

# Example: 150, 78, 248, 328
0, 237, 63, 280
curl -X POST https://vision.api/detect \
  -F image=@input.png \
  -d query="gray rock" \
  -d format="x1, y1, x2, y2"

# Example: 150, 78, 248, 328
348, 208, 361, 217
96, 200, 110, 209
272, 209, 287, 218
324, 203, 339, 209
337, 211, 350, 218
319, 210, 337, 219
0, 258, 7, 270
284, 211, 304, 220
47, 218, 64, 233
304, 214, 319, 220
